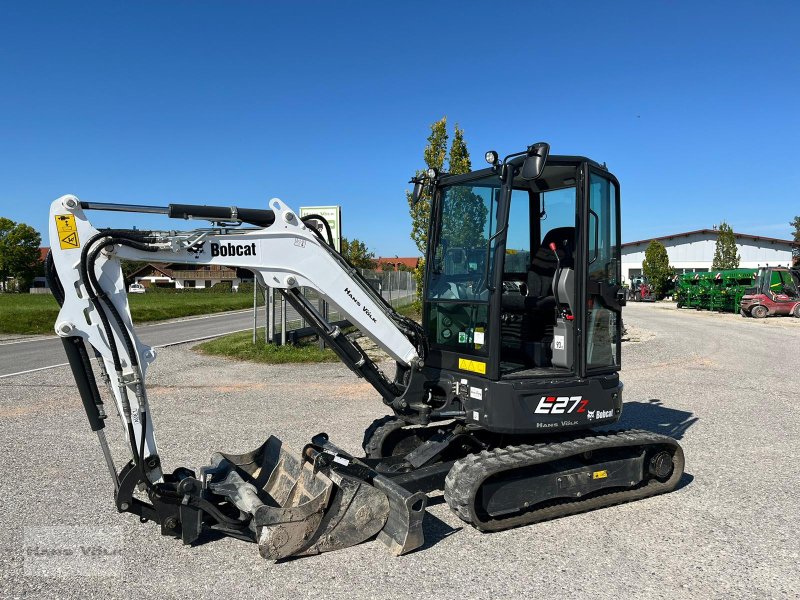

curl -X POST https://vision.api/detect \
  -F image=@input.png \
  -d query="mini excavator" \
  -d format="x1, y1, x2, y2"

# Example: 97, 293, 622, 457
47, 143, 684, 560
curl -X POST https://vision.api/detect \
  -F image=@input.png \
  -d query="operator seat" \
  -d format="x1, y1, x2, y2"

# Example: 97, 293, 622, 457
501, 227, 575, 311
500, 227, 575, 368
527, 227, 576, 298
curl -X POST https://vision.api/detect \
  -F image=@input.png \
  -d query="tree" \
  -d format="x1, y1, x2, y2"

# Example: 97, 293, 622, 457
791, 215, 800, 265
407, 118, 448, 256
341, 237, 377, 269
711, 221, 740, 269
448, 124, 471, 175
0, 218, 42, 292
642, 240, 674, 299
439, 123, 484, 248
406, 118, 472, 301
121, 260, 149, 283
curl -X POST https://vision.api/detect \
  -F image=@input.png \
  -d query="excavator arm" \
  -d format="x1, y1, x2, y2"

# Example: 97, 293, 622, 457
47, 194, 429, 560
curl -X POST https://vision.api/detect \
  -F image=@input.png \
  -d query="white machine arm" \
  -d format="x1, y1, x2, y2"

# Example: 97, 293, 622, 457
47, 194, 426, 483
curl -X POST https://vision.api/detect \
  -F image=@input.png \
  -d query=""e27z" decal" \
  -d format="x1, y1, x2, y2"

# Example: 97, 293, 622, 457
534, 396, 588, 415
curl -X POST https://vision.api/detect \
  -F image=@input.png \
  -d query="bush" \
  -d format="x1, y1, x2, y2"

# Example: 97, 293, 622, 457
210, 281, 233, 291
237, 282, 256, 295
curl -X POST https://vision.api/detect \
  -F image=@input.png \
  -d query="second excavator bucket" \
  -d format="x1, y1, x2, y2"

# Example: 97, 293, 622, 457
200, 436, 424, 560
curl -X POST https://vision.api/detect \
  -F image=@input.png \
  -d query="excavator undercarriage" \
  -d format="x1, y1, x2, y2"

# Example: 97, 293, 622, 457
47, 143, 685, 561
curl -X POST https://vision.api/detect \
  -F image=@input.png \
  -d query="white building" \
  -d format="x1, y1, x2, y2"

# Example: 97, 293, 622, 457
621, 229, 797, 282
128, 263, 247, 290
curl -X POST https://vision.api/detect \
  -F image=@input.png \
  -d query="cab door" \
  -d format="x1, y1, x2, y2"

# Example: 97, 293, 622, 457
580, 166, 623, 375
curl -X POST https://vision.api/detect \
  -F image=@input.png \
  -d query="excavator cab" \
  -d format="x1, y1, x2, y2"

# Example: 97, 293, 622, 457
414, 145, 626, 434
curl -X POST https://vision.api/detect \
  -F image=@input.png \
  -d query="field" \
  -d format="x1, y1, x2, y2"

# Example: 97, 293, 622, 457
0, 292, 260, 335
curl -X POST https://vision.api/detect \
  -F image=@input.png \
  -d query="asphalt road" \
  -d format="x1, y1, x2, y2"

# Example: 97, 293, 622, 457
1, 303, 798, 599
0, 310, 254, 378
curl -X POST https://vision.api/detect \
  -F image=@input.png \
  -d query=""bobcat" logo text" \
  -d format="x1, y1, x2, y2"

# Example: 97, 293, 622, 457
210, 242, 257, 257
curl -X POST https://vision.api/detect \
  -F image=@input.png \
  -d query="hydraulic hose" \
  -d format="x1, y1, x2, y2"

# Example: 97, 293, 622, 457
301, 214, 335, 247
79, 231, 153, 373
80, 232, 159, 485
85, 235, 159, 368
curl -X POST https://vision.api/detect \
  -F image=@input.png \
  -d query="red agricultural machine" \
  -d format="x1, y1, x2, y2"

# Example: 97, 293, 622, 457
740, 266, 800, 318
628, 276, 655, 302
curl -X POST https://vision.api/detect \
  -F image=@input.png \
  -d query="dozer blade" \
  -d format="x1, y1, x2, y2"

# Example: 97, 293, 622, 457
311, 433, 428, 556
200, 435, 423, 560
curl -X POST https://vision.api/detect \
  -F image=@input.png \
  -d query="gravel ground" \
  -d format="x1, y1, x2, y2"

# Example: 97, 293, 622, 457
1, 303, 798, 599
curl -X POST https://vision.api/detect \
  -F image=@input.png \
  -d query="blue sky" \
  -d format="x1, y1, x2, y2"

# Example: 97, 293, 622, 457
1, 1, 798, 256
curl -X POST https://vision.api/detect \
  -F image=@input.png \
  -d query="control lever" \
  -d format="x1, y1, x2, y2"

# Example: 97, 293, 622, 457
549, 242, 560, 307
550, 242, 572, 319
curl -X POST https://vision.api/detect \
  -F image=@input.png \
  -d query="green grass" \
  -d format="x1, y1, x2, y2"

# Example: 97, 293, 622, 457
396, 300, 422, 322
194, 330, 338, 364
0, 292, 259, 335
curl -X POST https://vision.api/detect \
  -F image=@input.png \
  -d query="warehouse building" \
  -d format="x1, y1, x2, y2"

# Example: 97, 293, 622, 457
621, 229, 797, 282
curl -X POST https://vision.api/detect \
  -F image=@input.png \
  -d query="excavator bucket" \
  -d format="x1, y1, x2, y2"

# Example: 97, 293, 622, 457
200, 436, 425, 560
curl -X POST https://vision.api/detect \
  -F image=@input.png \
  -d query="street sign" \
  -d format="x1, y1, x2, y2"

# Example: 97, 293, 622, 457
299, 205, 342, 252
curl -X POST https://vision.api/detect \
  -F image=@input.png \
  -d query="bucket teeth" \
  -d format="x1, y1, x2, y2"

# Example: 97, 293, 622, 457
201, 435, 406, 561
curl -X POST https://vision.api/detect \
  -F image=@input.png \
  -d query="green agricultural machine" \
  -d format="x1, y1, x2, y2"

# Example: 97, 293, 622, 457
676, 269, 757, 312
708, 269, 757, 312
694, 273, 716, 310
675, 272, 702, 308
689, 272, 715, 309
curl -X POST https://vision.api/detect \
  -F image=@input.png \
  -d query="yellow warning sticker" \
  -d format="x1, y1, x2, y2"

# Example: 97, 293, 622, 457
592, 470, 608, 480
458, 358, 486, 375
55, 214, 80, 250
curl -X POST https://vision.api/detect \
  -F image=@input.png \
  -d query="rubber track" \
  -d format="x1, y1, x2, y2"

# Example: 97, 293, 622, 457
444, 429, 685, 532
361, 416, 404, 458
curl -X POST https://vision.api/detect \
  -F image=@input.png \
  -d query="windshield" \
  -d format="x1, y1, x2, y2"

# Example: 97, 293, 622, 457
425, 175, 500, 355
774, 270, 800, 296
427, 175, 500, 302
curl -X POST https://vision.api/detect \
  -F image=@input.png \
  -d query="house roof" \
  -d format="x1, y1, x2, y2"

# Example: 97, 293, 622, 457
39, 247, 50, 262
375, 257, 420, 270
128, 262, 174, 279
622, 229, 797, 249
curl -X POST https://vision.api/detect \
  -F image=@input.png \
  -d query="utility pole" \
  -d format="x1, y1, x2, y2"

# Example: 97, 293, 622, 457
264, 285, 271, 344
268, 287, 275, 344
280, 292, 287, 346
252, 279, 258, 344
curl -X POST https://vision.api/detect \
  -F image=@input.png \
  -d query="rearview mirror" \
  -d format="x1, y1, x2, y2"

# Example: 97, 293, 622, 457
520, 142, 550, 180
411, 180, 423, 205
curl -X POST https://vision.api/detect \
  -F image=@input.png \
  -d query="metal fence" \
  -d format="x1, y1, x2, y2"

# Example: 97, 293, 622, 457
252, 269, 416, 344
